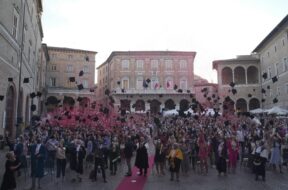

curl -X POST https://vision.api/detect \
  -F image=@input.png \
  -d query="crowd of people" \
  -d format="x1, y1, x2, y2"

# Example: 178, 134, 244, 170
1, 104, 288, 190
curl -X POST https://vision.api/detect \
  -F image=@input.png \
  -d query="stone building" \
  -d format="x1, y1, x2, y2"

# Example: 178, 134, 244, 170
46, 46, 97, 110
252, 14, 288, 109
0, 0, 44, 138
213, 14, 288, 112
96, 51, 196, 114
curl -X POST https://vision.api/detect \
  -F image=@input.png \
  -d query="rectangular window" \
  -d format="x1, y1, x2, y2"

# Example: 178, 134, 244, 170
284, 57, 288, 72
277, 87, 281, 96
180, 60, 187, 69
165, 60, 173, 70
274, 46, 277, 52
51, 65, 57, 71
83, 65, 89, 73
151, 59, 159, 69
136, 60, 144, 69
50, 78, 56, 87
68, 55, 73, 59
122, 79, 129, 89
83, 80, 88, 88
121, 60, 130, 70
67, 64, 73, 72
275, 63, 279, 75
283, 38, 285, 46
268, 67, 272, 78
286, 84, 288, 94
136, 77, 143, 89
12, 9, 19, 38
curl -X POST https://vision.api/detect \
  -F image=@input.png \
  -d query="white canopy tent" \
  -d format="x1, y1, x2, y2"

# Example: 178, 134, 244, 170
250, 108, 265, 114
265, 106, 288, 115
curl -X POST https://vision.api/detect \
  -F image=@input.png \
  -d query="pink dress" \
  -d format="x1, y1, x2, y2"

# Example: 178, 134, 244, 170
228, 139, 239, 168
198, 142, 209, 160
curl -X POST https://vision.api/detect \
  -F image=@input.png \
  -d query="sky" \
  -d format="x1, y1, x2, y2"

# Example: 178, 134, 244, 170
42, 0, 288, 84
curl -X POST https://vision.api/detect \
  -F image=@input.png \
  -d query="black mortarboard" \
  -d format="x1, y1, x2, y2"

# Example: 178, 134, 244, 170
204, 94, 207, 98
117, 81, 121, 85
30, 92, 36, 98
273, 98, 278, 103
187, 90, 191, 93
37, 92, 42, 97
253, 89, 256, 92
31, 104, 36, 112
69, 77, 75, 82
90, 88, 95, 92
23, 78, 29, 83
159, 94, 163, 98
232, 89, 237, 95
146, 78, 151, 83
8, 78, 13, 82
77, 84, 84, 90
79, 70, 84, 76
272, 76, 278, 83
121, 89, 125, 93
261, 99, 266, 102
262, 72, 267, 79
177, 89, 183, 93
207, 97, 211, 101
77, 97, 83, 102
248, 94, 252, 98
229, 82, 235, 88
212, 94, 216, 98
0, 95, 4, 101
93, 116, 98, 122
261, 88, 266, 94
174, 84, 178, 90
267, 85, 270, 89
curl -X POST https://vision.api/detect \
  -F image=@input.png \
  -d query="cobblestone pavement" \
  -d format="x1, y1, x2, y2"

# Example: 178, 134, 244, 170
1, 145, 288, 190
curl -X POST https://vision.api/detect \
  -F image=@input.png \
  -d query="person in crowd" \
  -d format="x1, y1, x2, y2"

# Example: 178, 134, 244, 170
270, 133, 283, 173
198, 133, 209, 175
124, 136, 134, 177
55, 139, 66, 183
216, 138, 228, 176
85, 136, 94, 169
109, 137, 120, 176
30, 137, 46, 190
227, 136, 239, 173
135, 136, 149, 176
69, 138, 86, 182
154, 138, 166, 176
1, 151, 21, 190
92, 141, 107, 183
168, 143, 183, 182
253, 141, 268, 181
45, 135, 58, 174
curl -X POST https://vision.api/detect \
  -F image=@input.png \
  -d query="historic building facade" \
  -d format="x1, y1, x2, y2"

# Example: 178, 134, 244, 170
46, 47, 97, 110
97, 51, 196, 114
252, 15, 288, 109
0, 0, 44, 137
213, 15, 288, 112
213, 55, 261, 112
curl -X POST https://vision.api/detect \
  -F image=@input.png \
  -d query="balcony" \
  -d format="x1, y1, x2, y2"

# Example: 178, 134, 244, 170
111, 88, 194, 95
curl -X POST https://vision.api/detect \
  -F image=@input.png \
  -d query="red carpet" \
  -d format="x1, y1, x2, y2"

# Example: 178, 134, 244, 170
115, 156, 154, 190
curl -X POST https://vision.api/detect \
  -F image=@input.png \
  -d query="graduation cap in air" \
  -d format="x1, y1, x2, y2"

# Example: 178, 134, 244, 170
77, 97, 83, 102
273, 97, 278, 104
267, 85, 270, 89
212, 94, 216, 98
173, 84, 178, 90
146, 78, 151, 83
207, 97, 211, 101
0, 95, 4, 101
232, 89, 237, 95
121, 89, 125, 93
272, 76, 278, 83
203, 94, 207, 98
229, 82, 235, 88
224, 120, 230, 126
248, 94, 252, 98
37, 92, 42, 97
177, 89, 183, 93
77, 84, 84, 90
187, 90, 191, 93
30, 92, 36, 98
261, 99, 266, 102
69, 77, 75, 82
201, 88, 208, 93
31, 104, 36, 112
79, 70, 84, 77
190, 94, 193, 98
261, 88, 266, 94
8, 78, 13, 82
90, 88, 95, 92
262, 72, 267, 79
23, 78, 30, 83
117, 81, 121, 85
93, 116, 99, 122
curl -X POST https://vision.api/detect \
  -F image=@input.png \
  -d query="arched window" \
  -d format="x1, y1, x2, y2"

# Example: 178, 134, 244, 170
247, 66, 259, 84
180, 99, 189, 111
234, 66, 245, 84
236, 98, 247, 112
221, 67, 233, 85
165, 99, 175, 110
136, 77, 144, 89
249, 98, 260, 110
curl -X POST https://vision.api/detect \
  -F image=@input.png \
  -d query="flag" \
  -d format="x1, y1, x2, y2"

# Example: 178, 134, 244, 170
166, 81, 170, 88
154, 82, 159, 89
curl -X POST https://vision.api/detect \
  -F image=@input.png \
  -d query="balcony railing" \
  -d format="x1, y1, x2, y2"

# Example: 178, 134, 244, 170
112, 88, 194, 94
